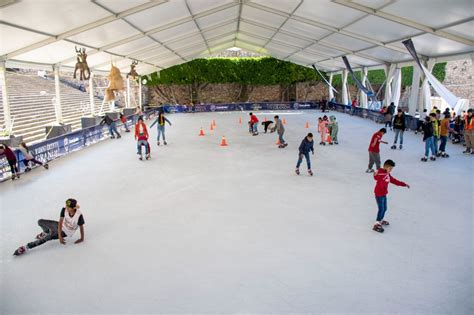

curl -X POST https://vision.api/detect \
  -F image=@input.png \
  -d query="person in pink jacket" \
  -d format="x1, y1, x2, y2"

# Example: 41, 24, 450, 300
318, 117, 329, 145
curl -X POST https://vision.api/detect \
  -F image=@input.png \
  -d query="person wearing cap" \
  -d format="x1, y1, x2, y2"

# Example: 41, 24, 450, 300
13, 198, 85, 256
463, 109, 474, 154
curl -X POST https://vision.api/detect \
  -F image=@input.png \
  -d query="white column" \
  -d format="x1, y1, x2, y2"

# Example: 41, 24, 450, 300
53, 65, 63, 123
328, 73, 334, 101
126, 77, 131, 108
89, 72, 95, 116
391, 68, 402, 109
342, 69, 349, 105
384, 63, 396, 106
419, 59, 435, 112
139, 77, 143, 109
408, 63, 422, 115
0, 61, 12, 132
359, 67, 368, 108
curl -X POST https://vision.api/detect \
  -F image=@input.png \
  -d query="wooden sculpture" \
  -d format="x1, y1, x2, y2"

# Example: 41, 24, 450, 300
105, 64, 124, 101
73, 46, 90, 80
127, 61, 139, 79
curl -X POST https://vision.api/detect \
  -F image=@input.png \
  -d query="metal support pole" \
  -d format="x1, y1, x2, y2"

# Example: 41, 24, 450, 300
139, 77, 143, 109
88, 72, 95, 116
0, 61, 12, 132
360, 66, 368, 108
53, 65, 63, 123
126, 77, 131, 108
342, 69, 349, 105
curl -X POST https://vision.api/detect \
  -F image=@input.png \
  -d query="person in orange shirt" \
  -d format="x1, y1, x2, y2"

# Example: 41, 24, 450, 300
439, 112, 452, 157
135, 117, 150, 160
463, 109, 473, 154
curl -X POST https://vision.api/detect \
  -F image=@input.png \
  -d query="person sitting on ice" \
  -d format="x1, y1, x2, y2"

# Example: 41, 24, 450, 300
261, 120, 273, 133
135, 117, 151, 160
13, 198, 85, 256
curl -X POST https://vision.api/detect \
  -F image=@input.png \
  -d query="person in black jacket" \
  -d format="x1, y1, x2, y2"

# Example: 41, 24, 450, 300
296, 133, 315, 176
391, 109, 406, 149
421, 115, 436, 161
100, 115, 121, 139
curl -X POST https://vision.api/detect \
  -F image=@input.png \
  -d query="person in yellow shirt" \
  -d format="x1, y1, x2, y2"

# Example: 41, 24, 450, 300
439, 112, 452, 157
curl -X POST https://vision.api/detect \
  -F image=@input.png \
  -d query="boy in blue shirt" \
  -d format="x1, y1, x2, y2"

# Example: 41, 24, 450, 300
296, 133, 315, 176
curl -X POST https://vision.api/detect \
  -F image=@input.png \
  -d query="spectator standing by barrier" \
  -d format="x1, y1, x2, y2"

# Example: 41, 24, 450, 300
421, 115, 437, 162
351, 97, 358, 115
463, 108, 474, 154
18, 142, 49, 171
0, 144, 20, 180
100, 115, 121, 139
391, 109, 406, 150
366, 128, 388, 173
150, 112, 172, 146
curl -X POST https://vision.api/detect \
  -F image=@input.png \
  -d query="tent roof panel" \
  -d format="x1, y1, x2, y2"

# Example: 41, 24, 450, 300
107, 37, 157, 56
320, 33, 373, 51
202, 22, 237, 39
63, 51, 112, 68
0, 24, 49, 56
358, 46, 411, 63
94, 0, 150, 13
14, 40, 78, 64
392, 33, 474, 57
0, 0, 110, 35
241, 5, 287, 28
250, 0, 302, 12
67, 20, 140, 48
344, 15, 421, 43
124, 0, 190, 32
239, 22, 275, 38
195, 5, 239, 28
280, 19, 332, 40
129, 46, 171, 60
151, 21, 199, 43
294, 0, 366, 28
381, 0, 473, 29
166, 36, 204, 51
187, 0, 234, 15
306, 44, 346, 57
236, 33, 268, 46
272, 33, 313, 48
444, 21, 474, 42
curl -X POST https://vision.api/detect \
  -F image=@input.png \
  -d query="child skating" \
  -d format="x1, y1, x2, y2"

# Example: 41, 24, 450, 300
317, 117, 328, 145
135, 117, 151, 160
270, 115, 287, 148
100, 114, 121, 139
296, 133, 314, 176
421, 116, 436, 161
120, 113, 130, 132
366, 128, 388, 173
249, 112, 259, 136
150, 112, 172, 146
439, 112, 452, 157
13, 198, 85, 256
372, 159, 410, 233
18, 142, 49, 172
0, 144, 20, 180
328, 115, 339, 145
391, 109, 406, 149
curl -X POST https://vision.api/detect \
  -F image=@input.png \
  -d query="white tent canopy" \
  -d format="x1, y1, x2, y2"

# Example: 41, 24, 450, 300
0, 0, 473, 75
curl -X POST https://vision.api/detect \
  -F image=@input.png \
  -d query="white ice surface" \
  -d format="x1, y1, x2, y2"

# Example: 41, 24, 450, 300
1, 110, 472, 314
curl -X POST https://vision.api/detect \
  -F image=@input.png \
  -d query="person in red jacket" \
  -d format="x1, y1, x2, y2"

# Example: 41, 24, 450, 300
372, 159, 410, 233
249, 112, 259, 136
134, 117, 150, 160
0, 144, 20, 180
366, 128, 387, 173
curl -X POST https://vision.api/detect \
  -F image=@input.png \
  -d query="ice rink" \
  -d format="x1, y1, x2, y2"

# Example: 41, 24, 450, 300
1, 110, 472, 314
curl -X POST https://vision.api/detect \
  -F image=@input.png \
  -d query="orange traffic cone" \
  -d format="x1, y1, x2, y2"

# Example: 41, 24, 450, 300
213, 119, 216, 127
199, 128, 205, 136
276, 137, 281, 145
305, 121, 309, 128
239, 117, 242, 124
327, 134, 332, 143
283, 118, 287, 125
220, 136, 228, 146
210, 123, 214, 131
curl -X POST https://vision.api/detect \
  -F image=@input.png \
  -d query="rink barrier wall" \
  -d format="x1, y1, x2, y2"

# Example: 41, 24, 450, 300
0, 101, 318, 181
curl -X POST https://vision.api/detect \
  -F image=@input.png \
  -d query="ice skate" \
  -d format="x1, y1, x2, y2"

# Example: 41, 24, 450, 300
43, 164, 49, 170
25, 167, 31, 172
372, 224, 384, 233
462, 149, 471, 154
138, 154, 143, 161
399, 145, 403, 150
36, 232, 48, 239
421, 156, 428, 162
334, 141, 339, 145
164, 141, 167, 145
366, 168, 374, 173
381, 220, 390, 226
146, 154, 151, 160
391, 144, 397, 149
441, 152, 450, 158
328, 142, 333, 145
157, 141, 160, 146
295, 168, 300, 175
308, 169, 313, 176
436, 152, 442, 157
13, 245, 28, 256
117, 135, 121, 139
110, 136, 115, 139
430, 156, 436, 161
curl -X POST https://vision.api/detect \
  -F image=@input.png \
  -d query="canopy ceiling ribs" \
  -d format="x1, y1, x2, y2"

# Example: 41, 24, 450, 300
0, 0, 472, 75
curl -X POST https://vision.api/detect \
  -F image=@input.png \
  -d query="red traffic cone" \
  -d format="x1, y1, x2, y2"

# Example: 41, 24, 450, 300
213, 119, 216, 127
210, 123, 214, 131
283, 118, 287, 125
239, 117, 242, 124
305, 121, 309, 128
276, 137, 281, 145
220, 136, 228, 146
199, 128, 205, 136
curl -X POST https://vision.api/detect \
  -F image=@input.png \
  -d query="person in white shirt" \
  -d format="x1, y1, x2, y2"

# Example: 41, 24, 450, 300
13, 198, 85, 256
